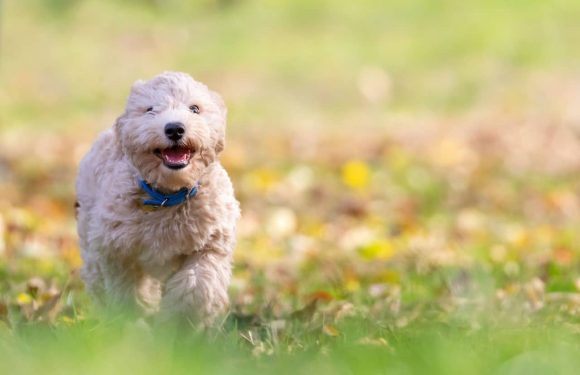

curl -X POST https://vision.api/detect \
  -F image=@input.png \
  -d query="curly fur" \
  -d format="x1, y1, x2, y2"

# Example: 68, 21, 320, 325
76, 72, 240, 325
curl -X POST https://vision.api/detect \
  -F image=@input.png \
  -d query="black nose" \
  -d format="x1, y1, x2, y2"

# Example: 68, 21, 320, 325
164, 122, 185, 141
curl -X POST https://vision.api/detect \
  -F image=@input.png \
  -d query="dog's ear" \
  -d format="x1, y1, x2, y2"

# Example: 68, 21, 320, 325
131, 79, 147, 92
114, 111, 128, 134
210, 90, 227, 121
114, 111, 128, 154
200, 146, 217, 167
114, 79, 145, 137
209, 90, 227, 155
215, 137, 225, 154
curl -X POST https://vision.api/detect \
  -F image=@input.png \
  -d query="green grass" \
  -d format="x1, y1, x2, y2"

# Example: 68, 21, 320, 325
2, 318, 580, 374
3, 0, 580, 131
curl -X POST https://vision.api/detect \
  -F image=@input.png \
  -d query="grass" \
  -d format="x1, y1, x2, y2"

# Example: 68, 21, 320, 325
2, 0, 580, 373
2, 319, 580, 374
4, 0, 580, 131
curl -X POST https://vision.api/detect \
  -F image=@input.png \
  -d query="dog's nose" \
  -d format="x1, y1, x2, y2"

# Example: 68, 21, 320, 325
164, 122, 185, 141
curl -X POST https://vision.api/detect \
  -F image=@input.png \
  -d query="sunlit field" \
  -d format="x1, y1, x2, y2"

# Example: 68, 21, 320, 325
2, 1, 580, 373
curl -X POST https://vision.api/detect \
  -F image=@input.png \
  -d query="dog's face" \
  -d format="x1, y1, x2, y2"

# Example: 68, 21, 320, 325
116, 72, 226, 192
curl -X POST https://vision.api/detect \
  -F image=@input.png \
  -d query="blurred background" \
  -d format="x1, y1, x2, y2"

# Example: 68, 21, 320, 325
2, 0, 580, 369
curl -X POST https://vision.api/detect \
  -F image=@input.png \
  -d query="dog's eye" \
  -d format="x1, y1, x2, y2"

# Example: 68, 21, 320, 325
189, 105, 200, 114
145, 107, 154, 113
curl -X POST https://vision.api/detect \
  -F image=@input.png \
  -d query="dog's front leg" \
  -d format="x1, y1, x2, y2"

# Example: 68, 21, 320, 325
159, 250, 232, 327
101, 255, 143, 316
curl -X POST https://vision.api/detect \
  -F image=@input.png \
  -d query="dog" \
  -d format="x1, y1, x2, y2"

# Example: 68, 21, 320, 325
76, 71, 240, 326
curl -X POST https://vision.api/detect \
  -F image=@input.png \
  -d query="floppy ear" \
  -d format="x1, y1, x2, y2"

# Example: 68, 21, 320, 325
114, 111, 128, 154
114, 111, 128, 136
210, 90, 227, 154
114, 79, 144, 138
113, 78, 146, 153
215, 137, 225, 154
210, 90, 227, 121
131, 79, 147, 92
199, 146, 217, 167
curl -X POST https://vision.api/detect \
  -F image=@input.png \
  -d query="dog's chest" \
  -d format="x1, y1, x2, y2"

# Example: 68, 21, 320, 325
113, 200, 217, 266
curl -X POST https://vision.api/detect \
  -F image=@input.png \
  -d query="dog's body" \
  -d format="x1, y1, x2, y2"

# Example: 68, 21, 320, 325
76, 72, 239, 324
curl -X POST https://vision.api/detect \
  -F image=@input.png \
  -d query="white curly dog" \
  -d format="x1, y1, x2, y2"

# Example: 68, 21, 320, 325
76, 71, 240, 326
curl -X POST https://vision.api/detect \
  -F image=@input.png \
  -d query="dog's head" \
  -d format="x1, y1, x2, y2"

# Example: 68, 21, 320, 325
115, 71, 226, 192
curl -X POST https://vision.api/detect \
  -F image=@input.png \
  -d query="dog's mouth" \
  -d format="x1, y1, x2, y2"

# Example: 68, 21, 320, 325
154, 145, 193, 170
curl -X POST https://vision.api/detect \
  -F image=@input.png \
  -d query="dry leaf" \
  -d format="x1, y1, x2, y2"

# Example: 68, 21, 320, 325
290, 299, 318, 322
322, 324, 340, 337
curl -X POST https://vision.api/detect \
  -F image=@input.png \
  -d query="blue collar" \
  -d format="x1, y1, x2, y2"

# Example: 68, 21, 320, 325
139, 180, 199, 207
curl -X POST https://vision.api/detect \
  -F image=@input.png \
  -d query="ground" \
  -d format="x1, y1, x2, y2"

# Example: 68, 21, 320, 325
2, 0, 580, 374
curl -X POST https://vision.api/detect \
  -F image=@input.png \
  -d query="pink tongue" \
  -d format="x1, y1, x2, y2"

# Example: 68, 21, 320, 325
162, 147, 189, 164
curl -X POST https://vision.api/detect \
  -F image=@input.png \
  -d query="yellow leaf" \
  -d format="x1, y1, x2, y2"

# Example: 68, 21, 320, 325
358, 239, 395, 260
322, 324, 340, 337
16, 293, 32, 305
341, 160, 370, 190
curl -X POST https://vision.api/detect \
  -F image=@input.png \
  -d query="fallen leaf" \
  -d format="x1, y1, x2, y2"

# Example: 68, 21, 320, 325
356, 337, 389, 347
16, 293, 32, 305
0, 302, 7, 323
322, 324, 340, 337
290, 299, 318, 322
341, 160, 370, 190
358, 239, 395, 260
32, 292, 62, 323
308, 291, 334, 302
